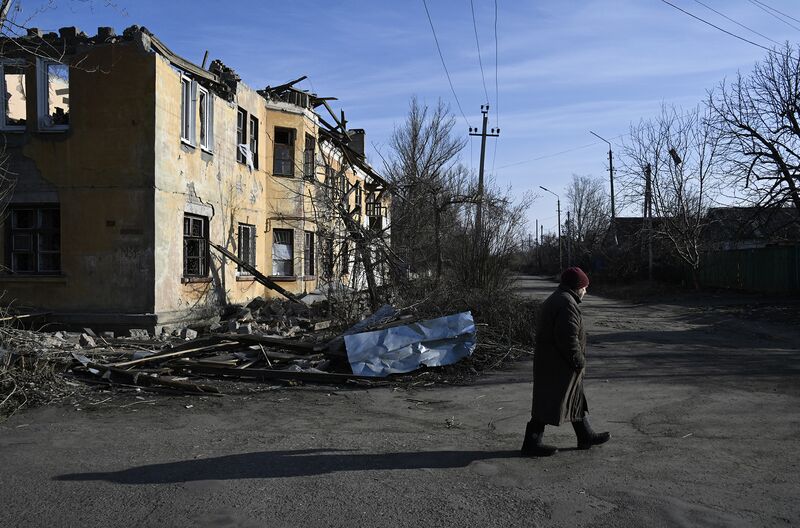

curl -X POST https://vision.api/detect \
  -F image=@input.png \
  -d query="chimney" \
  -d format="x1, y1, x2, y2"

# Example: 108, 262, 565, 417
347, 129, 365, 157
97, 27, 116, 41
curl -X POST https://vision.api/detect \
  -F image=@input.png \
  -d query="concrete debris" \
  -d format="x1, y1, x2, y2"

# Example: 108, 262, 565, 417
129, 329, 149, 339
79, 333, 96, 348
180, 328, 198, 340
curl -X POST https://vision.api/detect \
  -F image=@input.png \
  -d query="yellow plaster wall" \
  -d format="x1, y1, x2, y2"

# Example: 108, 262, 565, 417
152, 56, 284, 319
0, 43, 156, 313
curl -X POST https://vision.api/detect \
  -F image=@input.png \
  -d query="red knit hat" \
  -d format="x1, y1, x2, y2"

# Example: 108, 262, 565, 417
561, 267, 589, 289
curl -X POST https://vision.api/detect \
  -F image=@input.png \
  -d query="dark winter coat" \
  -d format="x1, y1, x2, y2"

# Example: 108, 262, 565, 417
531, 284, 588, 425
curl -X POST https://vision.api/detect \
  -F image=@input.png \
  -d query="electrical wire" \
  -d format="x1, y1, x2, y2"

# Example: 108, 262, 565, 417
421, 0, 471, 128
746, 0, 800, 33
659, 0, 771, 52
470, 0, 490, 104
496, 133, 628, 170
494, 0, 499, 129
750, 0, 800, 25
693, 0, 781, 46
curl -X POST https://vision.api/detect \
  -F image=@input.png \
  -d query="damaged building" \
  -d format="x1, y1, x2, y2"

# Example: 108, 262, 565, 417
0, 25, 391, 332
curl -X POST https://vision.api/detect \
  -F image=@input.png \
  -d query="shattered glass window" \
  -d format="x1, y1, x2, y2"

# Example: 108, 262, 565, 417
272, 228, 294, 276
238, 223, 256, 273
183, 214, 208, 277
304, 231, 315, 276
45, 62, 69, 127
273, 127, 294, 176
249, 115, 259, 169
2, 61, 26, 129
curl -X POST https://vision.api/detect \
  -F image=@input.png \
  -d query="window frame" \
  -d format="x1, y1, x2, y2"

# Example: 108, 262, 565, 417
273, 127, 295, 177
272, 228, 294, 277
1, 59, 27, 132
249, 115, 259, 170
198, 84, 213, 152
236, 107, 247, 164
237, 223, 256, 274
183, 214, 209, 278
180, 75, 195, 145
36, 58, 69, 132
5, 205, 61, 275
303, 134, 316, 180
303, 231, 315, 277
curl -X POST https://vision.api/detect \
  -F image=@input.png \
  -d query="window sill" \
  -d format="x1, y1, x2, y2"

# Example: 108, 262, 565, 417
268, 275, 297, 282
302, 275, 316, 281
272, 173, 294, 178
201, 146, 214, 155
181, 276, 211, 284
0, 274, 67, 283
37, 127, 69, 133
236, 274, 256, 282
181, 138, 196, 149
0, 127, 25, 133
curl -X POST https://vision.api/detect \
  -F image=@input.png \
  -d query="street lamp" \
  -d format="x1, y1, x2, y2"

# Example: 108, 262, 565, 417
539, 185, 562, 270
590, 130, 618, 246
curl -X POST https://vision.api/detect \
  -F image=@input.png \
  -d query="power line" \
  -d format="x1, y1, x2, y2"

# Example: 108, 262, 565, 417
751, 0, 800, 26
496, 133, 628, 170
660, 0, 772, 52
746, 0, 800, 33
693, 0, 780, 46
491, 0, 499, 176
494, 0, 499, 128
421, 0, 471, 128
470, 0, 490, 104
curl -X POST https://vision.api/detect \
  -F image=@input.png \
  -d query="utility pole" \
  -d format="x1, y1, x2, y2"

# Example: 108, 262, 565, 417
644, 163, 653, 281
540, 186, 562, 270
535, 219, 539, 245
566, 211, 572, 267
468, 105, 500, 245
539, 224, 544, 273
590, 131, 617, 245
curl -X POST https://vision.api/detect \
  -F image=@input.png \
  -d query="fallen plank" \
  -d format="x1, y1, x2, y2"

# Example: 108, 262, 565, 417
108, 341, 241, 368
0, 312, 50, 322
75, 360, 221, 394
210, 243, 301, 303
171, 364, 376, 384
217, 333, 328, 354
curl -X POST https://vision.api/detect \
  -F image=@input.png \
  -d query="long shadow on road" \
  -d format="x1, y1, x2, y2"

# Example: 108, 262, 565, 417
53, 450, 520, 484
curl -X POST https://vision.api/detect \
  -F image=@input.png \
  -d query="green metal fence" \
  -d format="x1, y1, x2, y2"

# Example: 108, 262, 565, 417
698, 245, 800, 293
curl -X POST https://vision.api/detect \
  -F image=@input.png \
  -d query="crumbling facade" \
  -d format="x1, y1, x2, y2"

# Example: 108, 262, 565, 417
0, 25, 391, 331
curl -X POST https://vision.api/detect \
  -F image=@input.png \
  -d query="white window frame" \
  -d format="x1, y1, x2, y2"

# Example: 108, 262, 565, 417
237, 223, 256, 275
198, 84, 213, 152
1, 59, 27, 132
180, 75, 196, 146
36, 58, 69, 132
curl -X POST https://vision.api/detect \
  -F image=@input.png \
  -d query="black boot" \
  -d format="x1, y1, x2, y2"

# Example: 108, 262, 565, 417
572, 415, 610, 450
521, 419, 558, 457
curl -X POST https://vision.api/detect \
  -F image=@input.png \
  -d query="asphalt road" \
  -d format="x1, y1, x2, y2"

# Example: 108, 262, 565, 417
1, 276, 798, 527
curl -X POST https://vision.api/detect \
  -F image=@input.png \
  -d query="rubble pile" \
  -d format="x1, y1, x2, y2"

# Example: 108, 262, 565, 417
0, 295, 532, 416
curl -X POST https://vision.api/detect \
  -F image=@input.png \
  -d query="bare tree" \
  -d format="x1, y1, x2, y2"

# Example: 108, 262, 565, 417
709, 43, 800, 210
384, 97, 468, 281
565, 173, 609, 252
621, 105, 721, 285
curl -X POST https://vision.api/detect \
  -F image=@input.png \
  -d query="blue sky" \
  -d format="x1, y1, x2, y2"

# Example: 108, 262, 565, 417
11, 0, 800, 236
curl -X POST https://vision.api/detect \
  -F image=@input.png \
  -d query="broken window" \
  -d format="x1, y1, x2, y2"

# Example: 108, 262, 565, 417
304, 231, 315, 276
353, 182, 363, 215
273, 127, 295, 177
183, 214, 208, 277
303, 134, 315, 180
236, 108, 247, 164
1, 60, 27, 130
249, 115, 259, 170
7, 206, 60, 274
180, 76, 195, 144
198, 85, 213, 151
272, 228, 294, 276
238, 223, 256, 274
341, 240, 350, 275
37, 59, 69, 130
